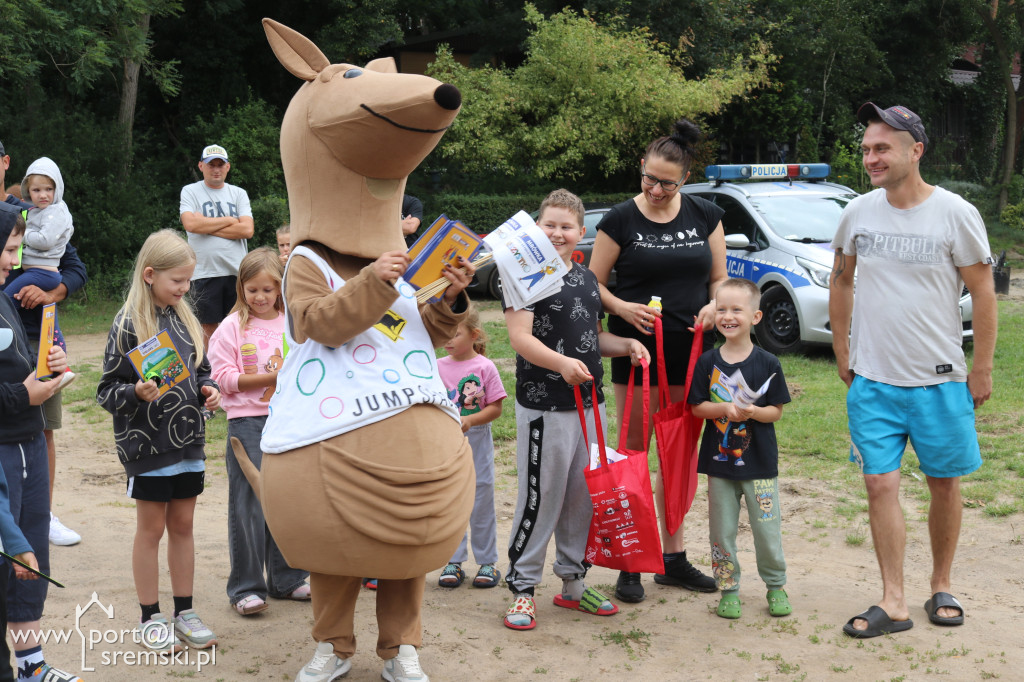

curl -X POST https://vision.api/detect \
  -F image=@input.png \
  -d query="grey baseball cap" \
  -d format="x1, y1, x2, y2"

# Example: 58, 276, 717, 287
857, 102, 928, 151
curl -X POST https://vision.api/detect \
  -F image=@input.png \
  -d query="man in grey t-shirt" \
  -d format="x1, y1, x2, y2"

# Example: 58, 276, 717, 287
180, 143, 254, 348
829, 103, 996, 639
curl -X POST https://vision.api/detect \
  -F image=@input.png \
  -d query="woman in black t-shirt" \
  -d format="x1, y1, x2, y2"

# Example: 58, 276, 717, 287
589, 118, 727, 605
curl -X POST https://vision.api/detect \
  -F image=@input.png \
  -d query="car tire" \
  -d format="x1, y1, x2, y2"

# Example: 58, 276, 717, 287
755, 286, 805, 354
488, 268, 504, 300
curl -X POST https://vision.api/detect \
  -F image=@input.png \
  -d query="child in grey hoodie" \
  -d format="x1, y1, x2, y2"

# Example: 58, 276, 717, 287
4, 158, 74, 354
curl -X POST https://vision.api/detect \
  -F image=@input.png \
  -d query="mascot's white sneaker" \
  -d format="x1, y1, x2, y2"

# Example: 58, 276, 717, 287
296, 641, 351, 682
382, 644, 428, 682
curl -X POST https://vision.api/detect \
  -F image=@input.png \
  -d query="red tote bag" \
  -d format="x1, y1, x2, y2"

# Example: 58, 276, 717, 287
653, 317, 705, 536
575, 362, 663, 574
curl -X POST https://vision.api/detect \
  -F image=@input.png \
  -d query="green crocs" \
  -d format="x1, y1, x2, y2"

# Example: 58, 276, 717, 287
716, 592, 742, 619
767, 589, 792, 617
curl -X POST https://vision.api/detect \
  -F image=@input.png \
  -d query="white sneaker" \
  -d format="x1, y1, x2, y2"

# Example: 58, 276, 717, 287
295, 641, 351, 682
49, 513, 81, 546
382, 644, 428, 682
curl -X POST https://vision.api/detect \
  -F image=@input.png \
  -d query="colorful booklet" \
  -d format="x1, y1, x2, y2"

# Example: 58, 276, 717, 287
483, 211, 569, 310
404, 215, 483, 302
35, 303, 57, 378
127, 329, 191, 397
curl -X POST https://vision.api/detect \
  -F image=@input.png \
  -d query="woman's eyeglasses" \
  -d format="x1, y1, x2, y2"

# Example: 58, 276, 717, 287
640, 172, 683, 191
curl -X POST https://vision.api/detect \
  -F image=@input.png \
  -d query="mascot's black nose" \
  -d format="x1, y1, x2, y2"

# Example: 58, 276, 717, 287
434, 83, 462, 111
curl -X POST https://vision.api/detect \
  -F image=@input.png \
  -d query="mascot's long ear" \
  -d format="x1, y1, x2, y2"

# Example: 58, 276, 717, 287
263, 18, 330, 81
365, 57, 398, 74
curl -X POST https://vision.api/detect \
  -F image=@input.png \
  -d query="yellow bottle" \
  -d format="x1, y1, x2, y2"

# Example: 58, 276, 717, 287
646, 296, 662, 332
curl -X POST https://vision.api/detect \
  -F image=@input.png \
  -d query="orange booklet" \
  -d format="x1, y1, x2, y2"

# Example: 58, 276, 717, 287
35, 303, 57, 378
404, 215, 482, 301
127, 330, 191, 398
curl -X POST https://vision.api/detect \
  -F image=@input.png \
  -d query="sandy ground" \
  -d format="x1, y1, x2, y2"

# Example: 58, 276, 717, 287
33, 286, 1024, 681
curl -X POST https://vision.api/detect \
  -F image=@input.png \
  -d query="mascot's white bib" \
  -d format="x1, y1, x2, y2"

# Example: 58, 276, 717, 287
262, 245, 459, 453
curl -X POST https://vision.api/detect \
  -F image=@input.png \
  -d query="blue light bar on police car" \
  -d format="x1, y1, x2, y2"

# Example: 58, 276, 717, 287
704, 163, 831, 181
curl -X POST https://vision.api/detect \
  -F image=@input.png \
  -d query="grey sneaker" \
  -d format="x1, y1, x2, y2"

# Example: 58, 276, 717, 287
296, 641, 351, 682
173, 608, 218, 649
137, 613, 182, 653
382, 644, 428, 682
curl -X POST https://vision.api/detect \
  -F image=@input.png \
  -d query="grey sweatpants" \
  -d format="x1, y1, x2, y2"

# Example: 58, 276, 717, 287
448, 423, 499, 565
505, 402, 605, 594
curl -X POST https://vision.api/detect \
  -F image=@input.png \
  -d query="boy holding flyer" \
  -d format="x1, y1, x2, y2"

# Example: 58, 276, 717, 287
501, 189, 649, 630
688, 278, 791, 620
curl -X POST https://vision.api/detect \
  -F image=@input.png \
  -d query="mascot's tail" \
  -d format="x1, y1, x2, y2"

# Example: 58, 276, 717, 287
229, 437, 263, 504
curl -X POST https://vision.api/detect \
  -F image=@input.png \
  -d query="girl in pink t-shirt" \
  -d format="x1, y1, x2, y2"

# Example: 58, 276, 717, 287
208, 247, 309, 615
436, 304, 506, 588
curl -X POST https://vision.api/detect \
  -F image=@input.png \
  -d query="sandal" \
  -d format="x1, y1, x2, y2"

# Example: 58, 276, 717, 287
767, 589, 791, 617
472, 564, 501, 588
234, 594, 269, 616
553, 586, 618, 616
504, 594, 536, 630
438, 563, 465, 588
716, 592, 742, 619
362, 578, 377, 590
287, 583, 312, 601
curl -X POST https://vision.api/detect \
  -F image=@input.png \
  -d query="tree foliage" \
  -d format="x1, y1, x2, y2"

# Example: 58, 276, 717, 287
427, 5, 770, 186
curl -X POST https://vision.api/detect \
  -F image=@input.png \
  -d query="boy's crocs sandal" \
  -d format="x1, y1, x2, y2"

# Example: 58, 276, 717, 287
767, 589, 792, 617
716, 592, 742, 619
552, 586, 618, 616
504, 594, 536, 630
438, 563, 465, 588
361, 578, 378, 590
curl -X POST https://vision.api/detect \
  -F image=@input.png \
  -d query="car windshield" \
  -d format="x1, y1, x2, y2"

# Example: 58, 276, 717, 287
749, 193, 857, 242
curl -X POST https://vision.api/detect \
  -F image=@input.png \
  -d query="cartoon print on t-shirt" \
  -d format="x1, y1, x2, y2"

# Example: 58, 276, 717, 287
453, 373, 485, 416
708, 365, 751, 466
261, 348, 284, 402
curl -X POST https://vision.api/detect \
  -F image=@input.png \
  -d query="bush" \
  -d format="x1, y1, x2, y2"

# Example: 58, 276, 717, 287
940, 180, 998, 220
251, 195, 289, 249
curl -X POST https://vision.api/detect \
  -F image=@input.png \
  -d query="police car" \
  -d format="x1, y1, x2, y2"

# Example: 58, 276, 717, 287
680, 163, 974, 354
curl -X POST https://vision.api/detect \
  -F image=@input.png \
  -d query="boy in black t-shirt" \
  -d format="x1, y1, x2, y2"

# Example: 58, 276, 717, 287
688, 278, 792, 620
502, 189, 649, 631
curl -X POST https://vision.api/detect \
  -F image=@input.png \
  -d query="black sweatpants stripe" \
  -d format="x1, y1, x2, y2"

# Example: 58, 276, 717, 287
507, 415, 544, 588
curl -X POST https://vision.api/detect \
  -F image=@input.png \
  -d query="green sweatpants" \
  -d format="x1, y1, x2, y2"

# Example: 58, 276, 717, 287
707, 476, 787, 592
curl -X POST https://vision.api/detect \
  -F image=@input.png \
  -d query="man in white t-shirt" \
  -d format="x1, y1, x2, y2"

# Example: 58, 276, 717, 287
179, 144, 254, 348
829, 103, 997, 639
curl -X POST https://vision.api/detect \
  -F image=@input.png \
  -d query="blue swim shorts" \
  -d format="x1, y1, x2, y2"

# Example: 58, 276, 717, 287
846, 375, 982, 478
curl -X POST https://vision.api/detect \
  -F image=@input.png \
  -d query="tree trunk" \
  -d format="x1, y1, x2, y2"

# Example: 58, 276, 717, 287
118, 13, 150, 180
976, 4, 1016, 211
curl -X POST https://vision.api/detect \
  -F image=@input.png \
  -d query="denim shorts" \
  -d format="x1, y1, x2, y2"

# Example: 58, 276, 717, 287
847, 375, 982, 478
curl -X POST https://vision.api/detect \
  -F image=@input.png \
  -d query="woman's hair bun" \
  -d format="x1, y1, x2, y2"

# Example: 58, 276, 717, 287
670, 118, 700, 149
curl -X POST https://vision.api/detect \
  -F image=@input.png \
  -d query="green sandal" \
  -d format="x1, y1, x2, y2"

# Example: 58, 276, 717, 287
767, 589, 792, 617
716, 592, 742, 619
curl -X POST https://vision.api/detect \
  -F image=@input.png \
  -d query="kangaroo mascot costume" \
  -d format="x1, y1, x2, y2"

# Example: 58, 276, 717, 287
231, 18, 475, 682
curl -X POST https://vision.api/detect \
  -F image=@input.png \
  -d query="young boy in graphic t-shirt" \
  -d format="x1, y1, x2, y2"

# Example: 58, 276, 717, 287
501, 189, 649, 630
688, 278, 792, 620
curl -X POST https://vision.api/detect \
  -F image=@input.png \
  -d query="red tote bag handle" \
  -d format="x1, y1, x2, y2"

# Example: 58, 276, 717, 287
618, 358, 650, 450
574, 381, 607, 467
655, 317, 703, 405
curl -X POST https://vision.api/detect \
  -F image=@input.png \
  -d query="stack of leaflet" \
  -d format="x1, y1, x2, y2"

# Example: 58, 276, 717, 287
404, 215, 483, 303
483, 211, 568, 310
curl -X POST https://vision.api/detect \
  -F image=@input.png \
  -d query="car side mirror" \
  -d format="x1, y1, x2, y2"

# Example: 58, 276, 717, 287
725, 233, 757, 251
